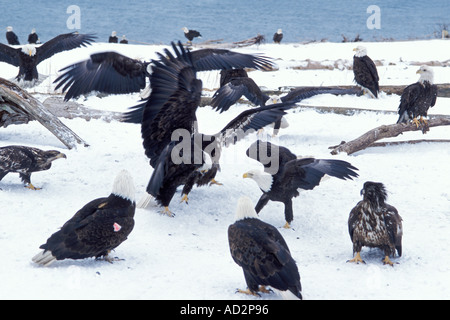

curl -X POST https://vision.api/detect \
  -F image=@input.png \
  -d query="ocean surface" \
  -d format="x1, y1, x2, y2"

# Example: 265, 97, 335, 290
3, 0, 450, 45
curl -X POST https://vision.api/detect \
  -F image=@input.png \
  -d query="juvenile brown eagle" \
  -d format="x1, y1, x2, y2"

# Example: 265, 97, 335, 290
228, 196, 302, 299
347, 181, 403, 266
32, 170, 136, 266
244, 140, 359, 228
0, 145, 66, 190
0, 32, 95, 83
353, 46, 379, 98
397, 65, 438, 131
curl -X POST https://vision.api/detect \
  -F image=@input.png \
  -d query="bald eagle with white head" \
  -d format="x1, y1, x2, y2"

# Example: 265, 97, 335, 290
397, 65, 438, 130
353, 46, 379, 98
244, 140, 359, 228
0, 32, 95, 83
182, 27, 202, 44
273, 29, 283, 44
32, 170, 136, 266
228, 196, 302, 299
6, 26, 20, 45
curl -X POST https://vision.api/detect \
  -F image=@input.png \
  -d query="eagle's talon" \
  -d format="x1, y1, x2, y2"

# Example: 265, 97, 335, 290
161, 206, 175, 217
25, 183, 41, 190
347, 252, 366, 264
181, 194, 189, 204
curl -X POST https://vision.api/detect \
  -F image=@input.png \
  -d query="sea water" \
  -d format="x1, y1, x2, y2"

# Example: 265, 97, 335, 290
2, 0, 449, 45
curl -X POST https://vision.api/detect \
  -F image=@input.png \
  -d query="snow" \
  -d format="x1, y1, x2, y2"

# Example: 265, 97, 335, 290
1, 39, 450, 300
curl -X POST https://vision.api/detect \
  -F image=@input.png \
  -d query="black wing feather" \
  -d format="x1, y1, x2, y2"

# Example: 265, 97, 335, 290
54, 51, 148, 101
0, 43, 21, 66
217, 102, 294, 146
191, 48, 273, 71
211, 77, 269, 113
283, 158, 359, 191
36, 32, 96, 64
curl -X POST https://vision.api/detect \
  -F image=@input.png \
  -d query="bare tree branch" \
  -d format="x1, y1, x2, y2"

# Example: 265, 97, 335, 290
329, 116, 450, 155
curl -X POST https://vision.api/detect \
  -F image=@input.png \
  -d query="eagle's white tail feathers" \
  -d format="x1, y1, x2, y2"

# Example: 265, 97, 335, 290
32, 250, 56, 267
137, 192, 154, 209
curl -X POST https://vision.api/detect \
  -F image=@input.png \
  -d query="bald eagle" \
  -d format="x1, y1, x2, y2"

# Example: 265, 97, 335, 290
28, 29, 39, 44
353, 46, 379, 98
0, 145, 66, 190
55, 44, 272, 102
397, 65, 438, 130
133, 42, 293, 214
32, 170, 136, 266
0, 32, 95, 83
347, 182, 403, 266
228, 196, 302, 299
109, 31, 118, 43
273, 29, 283, 44
244, 140, 359, 228
182, 27, 202, 43
6, 26, 19, 45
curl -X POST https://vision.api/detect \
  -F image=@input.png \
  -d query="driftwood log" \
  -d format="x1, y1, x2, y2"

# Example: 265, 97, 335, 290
329, 115, 450, 155
0, 78, 88, 149
43, 97, 124, 122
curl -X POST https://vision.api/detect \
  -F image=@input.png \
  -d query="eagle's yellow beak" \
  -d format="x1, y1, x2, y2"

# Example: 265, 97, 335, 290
243, 172, 249, 179
416, 69, 422, 74
28, 49, 33, 56
353, 47, 357, 51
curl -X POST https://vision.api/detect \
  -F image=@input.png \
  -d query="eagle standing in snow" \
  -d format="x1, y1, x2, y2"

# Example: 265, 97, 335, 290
0, 32, 95, 83
182, 27, 202, 44
347, 181, 403, 266
352, 46, 379, 98
228, 196, 302, 299
244, 140, 359, 228
273, 29, 283, 44
396, 65, 438, 131
32, 170, 136, 266
0, 145, 66, 190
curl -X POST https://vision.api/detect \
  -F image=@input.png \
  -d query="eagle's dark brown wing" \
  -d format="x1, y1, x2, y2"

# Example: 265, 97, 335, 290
228, 218, 302, 298
38, 194, 135, 261
54, 51, 148, 100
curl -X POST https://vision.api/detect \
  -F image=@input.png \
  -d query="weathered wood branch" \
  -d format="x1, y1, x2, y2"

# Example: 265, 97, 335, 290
269, 84, 450, 98
43, 97, 124, 122
0, 78, 88, 149
329, 116, 450, 155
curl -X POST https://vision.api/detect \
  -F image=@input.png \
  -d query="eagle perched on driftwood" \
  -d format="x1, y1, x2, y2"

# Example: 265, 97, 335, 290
397, 65, 438, 131
0, 145, 66, 190
347, 181, 403, 266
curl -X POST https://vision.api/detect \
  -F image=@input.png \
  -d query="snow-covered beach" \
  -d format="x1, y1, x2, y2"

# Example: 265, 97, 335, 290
1, 39, 449, 300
